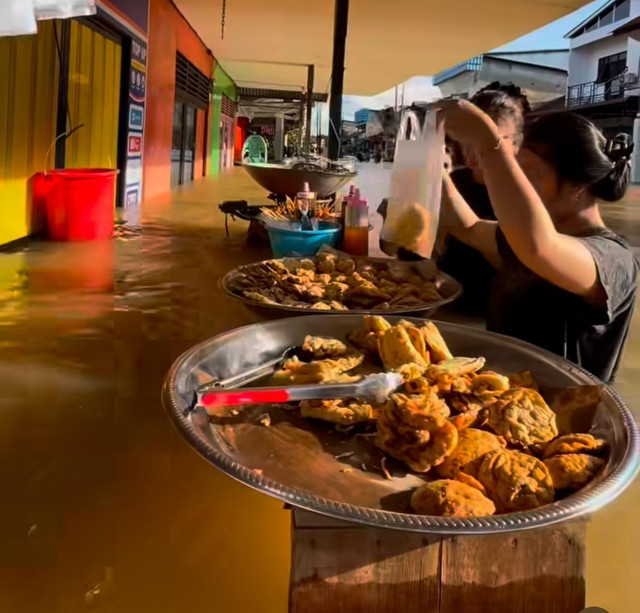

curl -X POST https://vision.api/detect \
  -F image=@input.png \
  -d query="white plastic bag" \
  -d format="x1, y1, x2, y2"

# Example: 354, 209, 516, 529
381, 109, 444, 258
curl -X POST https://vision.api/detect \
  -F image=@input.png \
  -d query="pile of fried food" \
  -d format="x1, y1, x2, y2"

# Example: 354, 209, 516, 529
270, 316, 607, 518
225, 251, 443, 311
260, 196, 336, 223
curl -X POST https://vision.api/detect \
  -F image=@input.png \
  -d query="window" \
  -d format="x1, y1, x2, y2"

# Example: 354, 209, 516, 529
599, 7, 614, 26
585, 19, 598, 33
615, 0, 630, 21
597, 52, 627, 82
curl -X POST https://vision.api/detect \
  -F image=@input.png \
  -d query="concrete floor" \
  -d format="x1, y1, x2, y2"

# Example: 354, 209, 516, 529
0, 163, 638, 612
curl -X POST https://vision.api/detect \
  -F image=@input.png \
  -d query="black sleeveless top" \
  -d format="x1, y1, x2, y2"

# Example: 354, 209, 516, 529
488, 227, 638, 382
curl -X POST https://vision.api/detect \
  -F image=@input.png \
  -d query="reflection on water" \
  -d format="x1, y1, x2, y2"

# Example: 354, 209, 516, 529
0, 178, 287, 613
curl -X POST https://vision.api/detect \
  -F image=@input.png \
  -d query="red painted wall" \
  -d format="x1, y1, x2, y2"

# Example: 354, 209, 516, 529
234, 117, 249, 162
144, 0, 214, 200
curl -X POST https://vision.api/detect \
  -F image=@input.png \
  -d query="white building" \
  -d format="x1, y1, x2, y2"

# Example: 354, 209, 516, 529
433, 51, 569, 107
560, 0, 640, 181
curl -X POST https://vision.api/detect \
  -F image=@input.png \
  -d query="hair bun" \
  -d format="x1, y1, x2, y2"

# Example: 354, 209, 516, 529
606, 133, 634, 163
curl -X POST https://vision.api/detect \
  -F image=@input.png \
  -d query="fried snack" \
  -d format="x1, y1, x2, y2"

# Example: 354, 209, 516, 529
420, 321, 454, 363
271, 352, 364, 385
300, 398, 378, 425
426, 357, 486, 393
470, 372, 510, 394
302, 335, 348, 358
437, 429, 504, 483
400, 322, 430, 365
542, 433, 606, 459
543, 454, 605, 491
403, 377, 431, 395
397, 362, 428, 383
365, 315, 392, 333
449, 409, 489, 432
395, 391, 450, 420
346, 329, 381, 354
317, 251, 338, 273
410, 479, 496, 517
379, 326, 430, 371
507, 370, 539, 391
488, 388, 558, 447
226, 257, 444, 312
478, 449, 554, 513
376, 393, 458, 472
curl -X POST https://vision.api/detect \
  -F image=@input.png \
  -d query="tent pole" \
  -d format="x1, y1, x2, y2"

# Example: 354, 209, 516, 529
305, 64, 314, 157
328, 0, 349, 161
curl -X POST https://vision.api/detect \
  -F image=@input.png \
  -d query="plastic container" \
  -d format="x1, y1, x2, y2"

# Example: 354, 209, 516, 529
266, 220, 341, 258
44, 168, 118, 241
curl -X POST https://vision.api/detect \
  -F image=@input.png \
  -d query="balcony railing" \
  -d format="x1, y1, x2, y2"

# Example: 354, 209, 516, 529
566, 77, 626, 107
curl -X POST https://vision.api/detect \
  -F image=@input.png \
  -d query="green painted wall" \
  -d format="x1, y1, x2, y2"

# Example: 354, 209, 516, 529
209, 65, 237, 176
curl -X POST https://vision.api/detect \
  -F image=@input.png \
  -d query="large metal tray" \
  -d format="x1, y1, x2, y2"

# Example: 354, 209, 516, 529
221, 257, 463, 317
163, 315, 640, 534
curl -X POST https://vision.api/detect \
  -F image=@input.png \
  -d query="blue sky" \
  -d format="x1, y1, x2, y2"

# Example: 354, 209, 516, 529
337, 0, 607, 122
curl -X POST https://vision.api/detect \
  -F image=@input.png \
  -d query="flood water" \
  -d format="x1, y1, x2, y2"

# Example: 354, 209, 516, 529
0, 163, 638, 612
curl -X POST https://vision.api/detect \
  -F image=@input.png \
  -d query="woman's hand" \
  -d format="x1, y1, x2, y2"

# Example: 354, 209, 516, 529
434, 99, 502, 155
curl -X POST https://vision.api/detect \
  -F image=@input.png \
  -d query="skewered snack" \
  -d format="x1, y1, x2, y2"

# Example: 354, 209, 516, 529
227, 317, 606, 518
225, 252, 446, 312
260, 196, 337, 222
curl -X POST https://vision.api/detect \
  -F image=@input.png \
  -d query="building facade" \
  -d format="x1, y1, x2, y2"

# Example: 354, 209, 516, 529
433, 51, 569, 106
534, 0, 640, 181
0, 0, 237, 246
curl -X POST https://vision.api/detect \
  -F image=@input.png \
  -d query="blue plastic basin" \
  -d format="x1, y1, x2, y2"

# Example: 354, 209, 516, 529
266, 220, 341, 258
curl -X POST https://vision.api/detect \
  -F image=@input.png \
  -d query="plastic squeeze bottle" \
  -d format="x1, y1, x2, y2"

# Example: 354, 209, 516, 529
342, 188, 369, 256
339, 185, 355, 225
296, 182, 316, 230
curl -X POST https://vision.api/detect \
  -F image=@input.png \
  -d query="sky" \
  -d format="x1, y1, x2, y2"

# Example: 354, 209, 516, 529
333, 0, 608, 123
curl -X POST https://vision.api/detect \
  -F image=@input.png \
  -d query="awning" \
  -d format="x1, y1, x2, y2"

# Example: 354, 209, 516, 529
175, 0, 592, 96
237, 87, 328, 103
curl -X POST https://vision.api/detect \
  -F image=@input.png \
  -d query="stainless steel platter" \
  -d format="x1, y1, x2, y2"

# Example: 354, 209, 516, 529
163, 315, 640, 534
221, 256, 463, 317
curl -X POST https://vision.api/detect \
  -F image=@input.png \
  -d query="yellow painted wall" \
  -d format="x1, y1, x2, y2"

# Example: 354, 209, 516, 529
0, 22, 59, 245
66, 21, 121, 169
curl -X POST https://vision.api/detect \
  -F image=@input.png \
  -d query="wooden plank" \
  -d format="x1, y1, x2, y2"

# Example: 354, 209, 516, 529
289, 510, 441, 613
440, 521, 586, 613
289, 509, 586, 613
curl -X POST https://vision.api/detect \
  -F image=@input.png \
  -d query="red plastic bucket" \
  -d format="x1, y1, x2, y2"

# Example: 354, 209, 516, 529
44, 168, 118, 241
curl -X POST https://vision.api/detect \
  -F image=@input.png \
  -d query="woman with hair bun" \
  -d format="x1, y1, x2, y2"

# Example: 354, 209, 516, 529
436, 101, 638, 382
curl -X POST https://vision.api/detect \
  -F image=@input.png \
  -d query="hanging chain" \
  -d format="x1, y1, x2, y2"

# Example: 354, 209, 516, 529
221, 0, 226, 39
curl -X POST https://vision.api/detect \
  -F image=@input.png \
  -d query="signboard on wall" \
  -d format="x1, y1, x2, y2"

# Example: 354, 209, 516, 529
124, 36, 147, 208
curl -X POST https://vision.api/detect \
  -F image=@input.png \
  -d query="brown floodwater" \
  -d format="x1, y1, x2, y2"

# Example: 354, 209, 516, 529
0, 164, 638, 612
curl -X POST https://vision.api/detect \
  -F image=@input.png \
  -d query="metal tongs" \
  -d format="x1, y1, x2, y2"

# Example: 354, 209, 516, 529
198, 372, 403, 414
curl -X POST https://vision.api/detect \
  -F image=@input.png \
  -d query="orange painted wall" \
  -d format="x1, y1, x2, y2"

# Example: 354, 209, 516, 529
144, 0, 214, 200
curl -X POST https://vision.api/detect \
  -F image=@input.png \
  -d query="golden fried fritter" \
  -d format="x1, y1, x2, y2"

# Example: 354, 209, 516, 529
270, 352, 364, 385
542, 433, 606, 459
376, 394, 458, 472
379, 326, 430, 372
299, 398, 378, 425
437, 429, 504, 482
543, 453, 605, 491
449, 410, 489, 432
420, 321, 454, 363
302, 335, 348, 358
488, 388, 558, 447
478, 449, 554, 513
410, 479, 496, 517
